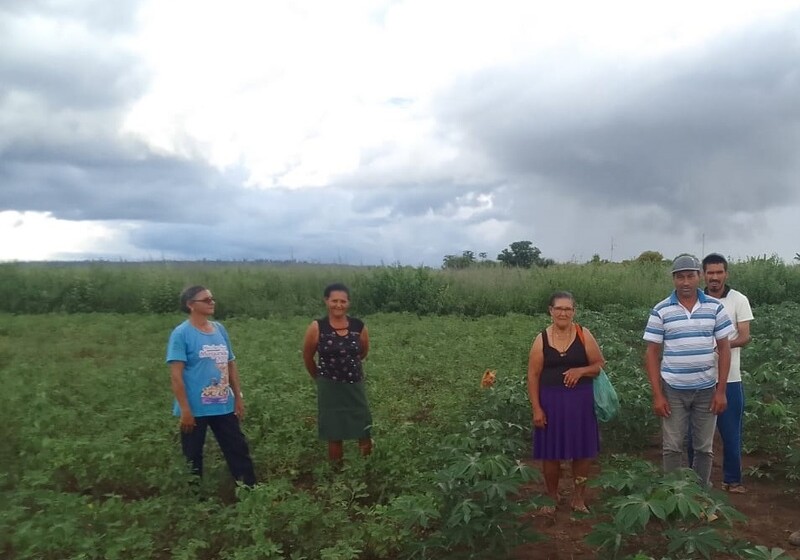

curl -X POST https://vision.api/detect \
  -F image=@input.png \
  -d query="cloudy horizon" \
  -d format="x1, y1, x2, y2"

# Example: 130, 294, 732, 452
3, 1, 800, 266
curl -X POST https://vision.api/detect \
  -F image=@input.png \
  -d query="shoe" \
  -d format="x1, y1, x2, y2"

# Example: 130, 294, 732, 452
721, 483, 747, 494
571, 504, 590, 514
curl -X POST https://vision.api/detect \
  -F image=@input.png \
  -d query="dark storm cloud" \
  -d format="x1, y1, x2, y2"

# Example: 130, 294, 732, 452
126, 186, 394, 263
129, 222, 379, 263
0, 142, 247, 221
438, 12, 800, 221
0, 0, 191, 223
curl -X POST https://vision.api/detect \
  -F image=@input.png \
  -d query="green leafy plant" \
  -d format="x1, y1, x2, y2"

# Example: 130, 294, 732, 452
587, 457, 745, 559
392, 412, 546, 558
739, 545, 794, 559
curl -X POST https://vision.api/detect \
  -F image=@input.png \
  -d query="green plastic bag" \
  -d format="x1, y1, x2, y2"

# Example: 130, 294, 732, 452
593, 369, 619, 422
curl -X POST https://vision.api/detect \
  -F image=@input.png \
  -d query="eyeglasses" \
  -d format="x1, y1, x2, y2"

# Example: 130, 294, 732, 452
191, 297, 216, 304
551, 306, 574, 313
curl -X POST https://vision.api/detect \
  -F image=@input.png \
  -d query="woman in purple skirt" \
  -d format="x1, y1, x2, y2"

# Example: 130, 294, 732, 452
527, 291, 605, 514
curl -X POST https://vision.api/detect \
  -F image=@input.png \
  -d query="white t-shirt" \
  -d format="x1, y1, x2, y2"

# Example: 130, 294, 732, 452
714, 288, 754, 383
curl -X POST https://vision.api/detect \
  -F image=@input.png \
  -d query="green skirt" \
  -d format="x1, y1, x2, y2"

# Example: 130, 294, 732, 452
317, 377, 372, 441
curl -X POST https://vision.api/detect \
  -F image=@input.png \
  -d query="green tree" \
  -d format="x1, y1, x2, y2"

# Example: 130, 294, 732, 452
636, 250, 665, 263
442, 250, 476, 269
497, 241, 553, 268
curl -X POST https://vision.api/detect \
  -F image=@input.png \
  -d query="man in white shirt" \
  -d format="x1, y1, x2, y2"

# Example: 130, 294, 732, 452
701, 253, 753, 493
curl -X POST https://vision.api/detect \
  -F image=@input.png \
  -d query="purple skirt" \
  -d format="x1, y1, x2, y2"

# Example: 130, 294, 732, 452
533, 382, 599, 460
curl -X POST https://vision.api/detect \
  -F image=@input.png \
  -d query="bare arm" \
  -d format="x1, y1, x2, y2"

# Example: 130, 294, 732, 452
730, 321, 751, 349
228, 360, 245, 419
563, 327, 605, 387
715, 336, 731, 387
527, 334, 546, 428
709, 336, 731, 415
645, 342, 670, 417
359, 326, 370, 361
169, 361, 195, 431
302, 321, 320, 379
582, 328, 606, 374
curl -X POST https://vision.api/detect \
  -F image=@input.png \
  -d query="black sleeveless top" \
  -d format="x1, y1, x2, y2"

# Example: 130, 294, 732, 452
317, 316, 365, 383
540, 328, 591, 386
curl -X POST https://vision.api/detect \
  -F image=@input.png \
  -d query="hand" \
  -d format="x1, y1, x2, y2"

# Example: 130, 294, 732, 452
653, 394, 671, 418
235, 397, 246, 420
533, 407, 547, 429
562, 368, 582, 388
710, 391, 727, 415
179, 410, 196, 433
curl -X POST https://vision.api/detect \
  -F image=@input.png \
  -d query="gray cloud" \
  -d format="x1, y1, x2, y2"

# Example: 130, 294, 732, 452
349, 181, 499, 219
0, 2, 145, 109
439, 11, 800, 223
0, 138, 248, 222
0, 0, 142, 34
2, 1, 799, 265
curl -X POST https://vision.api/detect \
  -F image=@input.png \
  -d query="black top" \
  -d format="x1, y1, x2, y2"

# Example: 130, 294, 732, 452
540, 328, 591, 386
316, 316, 365, 383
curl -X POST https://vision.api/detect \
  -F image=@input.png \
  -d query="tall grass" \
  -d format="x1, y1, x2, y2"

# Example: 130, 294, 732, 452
1, 256, 798, 317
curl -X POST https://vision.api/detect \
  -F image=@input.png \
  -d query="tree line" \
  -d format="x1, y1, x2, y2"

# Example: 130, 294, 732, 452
442, 241, 556, 269
441, 242, 681, 270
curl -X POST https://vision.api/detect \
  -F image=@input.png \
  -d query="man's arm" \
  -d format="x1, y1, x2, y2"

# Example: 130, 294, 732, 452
645, 342, 670, 417
711, 336, 731, 414
730, 320, 751, 349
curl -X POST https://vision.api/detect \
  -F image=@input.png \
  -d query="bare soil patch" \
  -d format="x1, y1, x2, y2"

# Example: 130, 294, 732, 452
512, 444, 800, 559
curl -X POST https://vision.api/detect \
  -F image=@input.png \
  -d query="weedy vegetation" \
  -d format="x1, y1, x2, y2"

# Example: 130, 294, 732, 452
1, 262, 799, 559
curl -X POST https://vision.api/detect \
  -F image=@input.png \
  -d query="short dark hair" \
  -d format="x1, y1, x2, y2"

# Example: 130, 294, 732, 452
324, 283, 350, 299
180, 285, 207, 313
702, 253, 728, 272
548, 291, 575, 307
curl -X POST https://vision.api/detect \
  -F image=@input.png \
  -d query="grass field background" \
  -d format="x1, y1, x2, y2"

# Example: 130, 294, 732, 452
2, 261, 799, 559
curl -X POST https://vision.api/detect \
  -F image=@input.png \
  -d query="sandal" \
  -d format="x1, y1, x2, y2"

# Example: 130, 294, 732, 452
722, 483, 747, 494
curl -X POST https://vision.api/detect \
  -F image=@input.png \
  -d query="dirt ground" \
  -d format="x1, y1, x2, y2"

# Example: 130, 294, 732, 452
512, 443, 800, 560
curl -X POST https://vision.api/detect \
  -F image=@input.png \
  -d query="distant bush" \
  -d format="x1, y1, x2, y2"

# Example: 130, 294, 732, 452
0, 258, 798, 317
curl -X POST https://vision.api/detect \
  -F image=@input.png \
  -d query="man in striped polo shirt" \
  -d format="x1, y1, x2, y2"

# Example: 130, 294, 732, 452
644, 254, 734, 487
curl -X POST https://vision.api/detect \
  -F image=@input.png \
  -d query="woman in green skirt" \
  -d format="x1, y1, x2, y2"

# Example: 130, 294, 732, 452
302, 283, 372, 462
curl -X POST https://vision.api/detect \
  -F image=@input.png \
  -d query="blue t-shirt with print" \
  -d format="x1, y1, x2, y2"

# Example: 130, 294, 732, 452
166, 320, 236, 417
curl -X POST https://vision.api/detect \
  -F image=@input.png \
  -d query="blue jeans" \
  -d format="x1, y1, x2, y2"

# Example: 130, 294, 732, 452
181, 413, 256, 486
688, 381, 745, 484
661, 382, 716, 487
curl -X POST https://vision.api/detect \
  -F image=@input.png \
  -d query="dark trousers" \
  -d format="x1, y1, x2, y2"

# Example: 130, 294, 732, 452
180, 413, 256, 486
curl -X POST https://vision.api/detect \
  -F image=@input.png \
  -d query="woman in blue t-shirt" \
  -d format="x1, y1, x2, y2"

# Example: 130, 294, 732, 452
166, 285, 256, 486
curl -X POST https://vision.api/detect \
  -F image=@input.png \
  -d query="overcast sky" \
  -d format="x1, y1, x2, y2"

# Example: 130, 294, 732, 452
2, 0, 800, 265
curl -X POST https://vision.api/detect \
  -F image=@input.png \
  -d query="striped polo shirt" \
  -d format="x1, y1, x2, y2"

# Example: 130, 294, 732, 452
643, 289, 734, 390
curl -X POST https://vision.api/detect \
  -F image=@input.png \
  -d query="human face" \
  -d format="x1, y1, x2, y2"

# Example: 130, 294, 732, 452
189, 290, 216, 315
549, 297, 575, 327
703, 263, 728, 296
325, 290, 350, 318
672, 271, 700, 299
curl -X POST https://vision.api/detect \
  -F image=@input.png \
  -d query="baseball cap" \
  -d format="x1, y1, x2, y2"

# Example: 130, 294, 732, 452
671, 254, 701, 273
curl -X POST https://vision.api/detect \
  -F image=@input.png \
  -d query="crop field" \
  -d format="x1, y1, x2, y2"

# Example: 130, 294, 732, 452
1, 264, 800, 559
